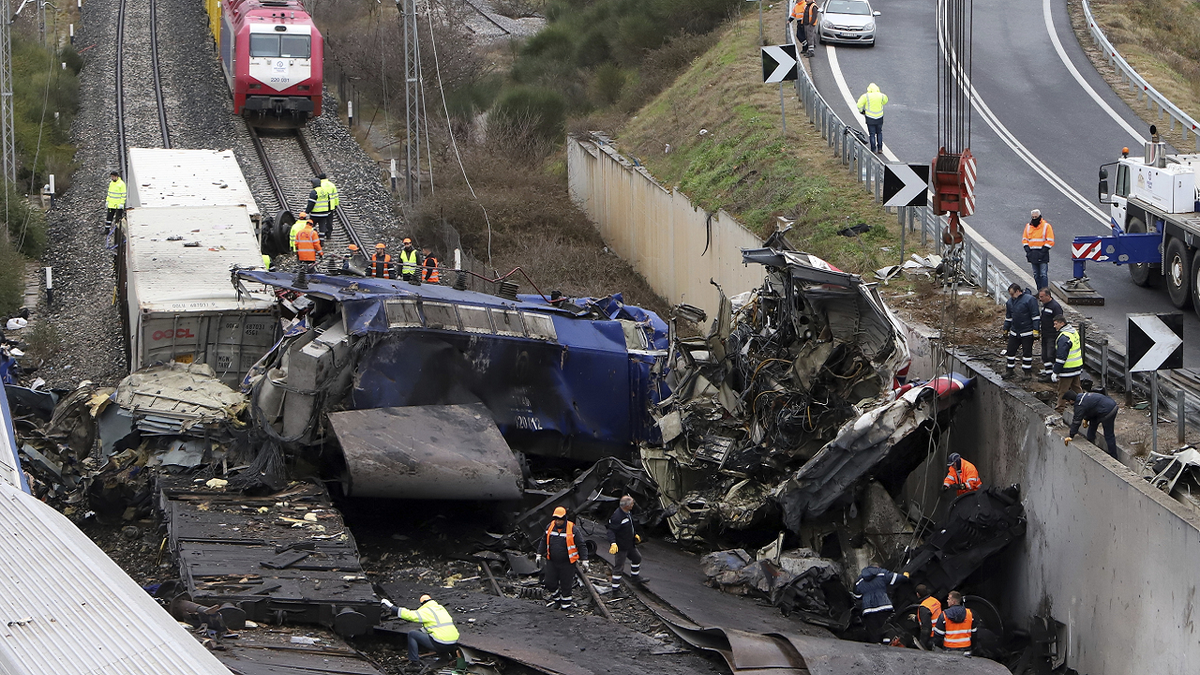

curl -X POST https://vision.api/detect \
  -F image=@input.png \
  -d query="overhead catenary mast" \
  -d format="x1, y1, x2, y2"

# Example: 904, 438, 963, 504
399, 0, 423, 203
0, 0, 17, 185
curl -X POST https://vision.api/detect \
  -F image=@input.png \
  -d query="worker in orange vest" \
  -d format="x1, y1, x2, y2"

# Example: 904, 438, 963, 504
421, 246, 440, 284
294, 219, 322, 266
536, 506, 589, 610
1022, 208, 1055, 292
915, 584, 942, 650
934, 591, 978, 654
943, 453, 981, 496
370, 243, 392, 279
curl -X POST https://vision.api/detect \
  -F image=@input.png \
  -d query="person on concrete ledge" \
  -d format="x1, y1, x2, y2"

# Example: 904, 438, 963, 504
943, 453, 982, 496
1063, 390, 1119, 460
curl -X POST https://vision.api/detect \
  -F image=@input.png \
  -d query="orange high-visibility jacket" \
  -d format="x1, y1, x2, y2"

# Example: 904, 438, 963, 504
295, 226, 322, 262
944, 459, 982, 495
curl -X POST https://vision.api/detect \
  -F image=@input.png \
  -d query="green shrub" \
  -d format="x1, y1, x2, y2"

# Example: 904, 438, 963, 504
491, 86, 568, 144
592, 64, 627, 105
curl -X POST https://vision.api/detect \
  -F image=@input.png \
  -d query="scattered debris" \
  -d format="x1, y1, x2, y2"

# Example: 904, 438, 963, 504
700, 547, 852, 629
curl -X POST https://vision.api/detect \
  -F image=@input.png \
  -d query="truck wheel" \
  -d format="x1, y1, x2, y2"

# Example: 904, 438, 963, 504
1126, 217, 1161, 287
1166, 237, 1192, 308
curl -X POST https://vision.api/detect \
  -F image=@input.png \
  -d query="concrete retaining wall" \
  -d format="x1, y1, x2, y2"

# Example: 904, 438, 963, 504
908, 349, 1200, 675
566, 137, 764, 320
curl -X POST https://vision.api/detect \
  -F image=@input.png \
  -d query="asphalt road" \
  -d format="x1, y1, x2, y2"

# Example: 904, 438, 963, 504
803, 0, 1200, 368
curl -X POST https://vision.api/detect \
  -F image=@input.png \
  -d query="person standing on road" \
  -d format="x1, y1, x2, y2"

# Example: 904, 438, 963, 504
915, 584, 942, 651
381, 594, 460, 669
854, 566, 904, 645
934, 591, 978, 655
305, 177, 333, 242
1022, 209, 1055, 291
537, 506, 589, 610
800, 0, 820, 57
788, 0, 808, 52
105, 171, 127, 229
1052, 314, 1083, 411
607, 495, 645, 594
857, 84, 888, 154
1037, 288, 1063, 382
942, 452, 982, 496
1003, 283, 1039, 380
1063, 390, 1119, 459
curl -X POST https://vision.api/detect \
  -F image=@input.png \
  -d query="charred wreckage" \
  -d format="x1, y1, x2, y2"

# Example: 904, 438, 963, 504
7, 245, 1031, 669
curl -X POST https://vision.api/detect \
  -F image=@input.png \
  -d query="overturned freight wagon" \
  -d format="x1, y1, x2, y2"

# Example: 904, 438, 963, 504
126, 148, 262, 227
119, 206, 277, 386
233, 270, 670, 499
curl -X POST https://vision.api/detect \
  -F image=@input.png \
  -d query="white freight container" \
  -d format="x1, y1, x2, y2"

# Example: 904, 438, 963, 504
126, 148, 262, 224
121, 205, 276, 386
1130, 161, 1196, 214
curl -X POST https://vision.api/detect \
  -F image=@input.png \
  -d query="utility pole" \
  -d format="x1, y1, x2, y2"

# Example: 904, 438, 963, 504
0, 0, 17, 186
398, 0, 422, 204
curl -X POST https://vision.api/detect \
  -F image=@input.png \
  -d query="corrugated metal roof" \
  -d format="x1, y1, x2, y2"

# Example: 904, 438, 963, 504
126, 206, 274, 311
0, 481, 230, 675
127, 148, 261, 219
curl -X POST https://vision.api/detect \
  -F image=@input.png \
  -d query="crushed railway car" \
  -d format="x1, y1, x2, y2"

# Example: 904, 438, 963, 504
233, 270, 670, 498
209, 0, 324, 125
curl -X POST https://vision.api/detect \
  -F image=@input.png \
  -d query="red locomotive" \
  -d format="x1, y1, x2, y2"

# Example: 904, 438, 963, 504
209, 0, 324, 126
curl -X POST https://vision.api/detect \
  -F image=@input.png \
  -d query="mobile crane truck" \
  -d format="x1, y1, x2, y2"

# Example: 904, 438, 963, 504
1062, 131, 1200, 318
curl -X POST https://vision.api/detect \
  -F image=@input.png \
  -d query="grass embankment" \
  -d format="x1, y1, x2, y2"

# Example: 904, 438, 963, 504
0, 28, 80, 314
616, 7, 905, 275
1080, 0, 1200, 145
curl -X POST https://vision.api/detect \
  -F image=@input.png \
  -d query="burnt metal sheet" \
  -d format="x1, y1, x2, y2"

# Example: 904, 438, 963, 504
216, 630, 384, 675
161, 480, 380, 635
329, 403, 523, 500
637, 581, 1010, 675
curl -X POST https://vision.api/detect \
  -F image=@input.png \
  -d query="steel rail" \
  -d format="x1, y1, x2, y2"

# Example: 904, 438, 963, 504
114, 0, 128, 177
149, 0, 171, 148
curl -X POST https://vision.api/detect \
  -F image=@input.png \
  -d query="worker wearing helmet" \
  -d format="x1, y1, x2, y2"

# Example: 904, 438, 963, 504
305, 177, 333, 241
342, 243, 367, 275
943, 453, 981, 496
370, 242, 393, 279
294, 217, 322, 266
398, 238, 420, 281
537, 505, 589, 610
380, 593, 459, 668
289, 212, 312, 252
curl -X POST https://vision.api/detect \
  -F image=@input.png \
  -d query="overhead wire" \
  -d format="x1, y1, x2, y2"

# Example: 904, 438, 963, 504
424, 0, 494, 264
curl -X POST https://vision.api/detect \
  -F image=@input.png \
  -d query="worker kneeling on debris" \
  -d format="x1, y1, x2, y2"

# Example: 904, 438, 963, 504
382, 594, 459, 667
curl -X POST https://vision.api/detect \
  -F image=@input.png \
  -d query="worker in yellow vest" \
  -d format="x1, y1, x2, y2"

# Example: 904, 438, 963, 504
398, 238, 420, 280
105, 171, 127, 229
1051, 314, 1083, 412
381, 594, 460, 668
856, 83, 889, 153
289, 213, 312, 252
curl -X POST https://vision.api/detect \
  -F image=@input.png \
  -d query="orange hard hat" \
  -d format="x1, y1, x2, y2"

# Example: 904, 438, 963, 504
348, 244, 358, 251
403, 237, 412, 244
552, 506, 567, 517
376, 242, 386, 249
298, 212, 308, 219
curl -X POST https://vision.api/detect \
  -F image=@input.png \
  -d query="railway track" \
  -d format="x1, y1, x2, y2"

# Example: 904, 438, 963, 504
114, 0, 170, 175
460, 0, 510, 35
247, 125, 365, 269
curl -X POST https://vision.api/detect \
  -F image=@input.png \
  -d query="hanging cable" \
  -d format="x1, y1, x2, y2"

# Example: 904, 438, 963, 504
414, 14, 434, 196
424, 0, 493, 264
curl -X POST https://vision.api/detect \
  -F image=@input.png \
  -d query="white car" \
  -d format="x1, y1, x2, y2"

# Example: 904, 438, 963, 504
819, 0, 880, 46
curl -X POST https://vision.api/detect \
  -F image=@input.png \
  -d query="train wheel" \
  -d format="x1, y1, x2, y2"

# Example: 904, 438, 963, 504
1126, 217, 1161, 287
1165, 236, 1192, 308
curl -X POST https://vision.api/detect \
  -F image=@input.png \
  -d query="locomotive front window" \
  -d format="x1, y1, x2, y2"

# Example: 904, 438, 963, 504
279, 35, 311, 58
249, 34, 280, 57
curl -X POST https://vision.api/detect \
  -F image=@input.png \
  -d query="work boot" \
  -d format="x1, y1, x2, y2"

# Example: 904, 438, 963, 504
1002, 368, 1016, 380
1020, 370, 1033, 381
1038, 373, 1052, 383
545, 593, 560, 608
630, 575, 648, 586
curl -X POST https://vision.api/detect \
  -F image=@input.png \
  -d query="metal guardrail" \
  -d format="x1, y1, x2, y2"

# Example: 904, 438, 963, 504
1080, 0, 1200, 152
784, 25, 1200, 440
